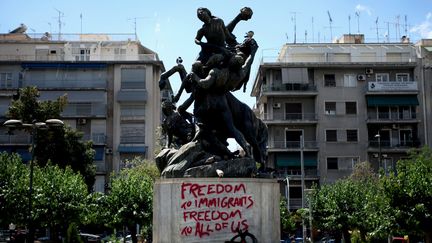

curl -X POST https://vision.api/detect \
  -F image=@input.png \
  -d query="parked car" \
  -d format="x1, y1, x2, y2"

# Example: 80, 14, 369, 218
124, 234, 144, 243
79, 233, 101, 243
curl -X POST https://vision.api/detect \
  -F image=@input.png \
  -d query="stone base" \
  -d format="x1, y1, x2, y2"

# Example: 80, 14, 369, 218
153, 178, 280, 243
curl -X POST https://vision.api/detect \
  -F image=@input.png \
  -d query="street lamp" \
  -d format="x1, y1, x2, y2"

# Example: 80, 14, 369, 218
4, 119, 64, 243
375, 133, 381, 167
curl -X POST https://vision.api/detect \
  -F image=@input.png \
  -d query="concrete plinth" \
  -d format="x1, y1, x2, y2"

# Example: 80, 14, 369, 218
153, 178, 280, 243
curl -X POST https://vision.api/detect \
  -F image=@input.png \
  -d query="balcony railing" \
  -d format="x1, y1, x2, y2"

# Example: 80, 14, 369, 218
120, 136, 145, 144
0, 53, 158, 62
82, 133, 106, 144
0, 134, 31, 144
369, 140, 420, 148
367, 112, 418, 121
273, 169, 319, 178
261, 113, 317, 121
23, 79, 106, 89
261, 83, 317, 92
269, 140, 318, 149
62, 104, 106, 117
94, 161, 106, 172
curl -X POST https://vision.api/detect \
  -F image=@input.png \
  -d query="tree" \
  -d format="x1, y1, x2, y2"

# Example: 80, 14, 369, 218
381, 147, 432, 242
106, 158, 156, 243
6, 86, 96, 189
0, 152, 88, 240
311, 162, 392, 242
32, 163, 88, 241
0, 152, 29, 226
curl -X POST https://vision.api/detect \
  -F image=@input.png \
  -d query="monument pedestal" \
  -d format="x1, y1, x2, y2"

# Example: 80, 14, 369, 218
153, 178, 280, 243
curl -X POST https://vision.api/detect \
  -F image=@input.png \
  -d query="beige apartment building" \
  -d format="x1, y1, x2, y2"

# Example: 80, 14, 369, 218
252, 34, 432, 210
0, 31, 168, 192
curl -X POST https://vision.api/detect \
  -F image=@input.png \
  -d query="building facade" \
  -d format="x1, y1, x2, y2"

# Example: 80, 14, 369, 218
0, 32, 168, 192
252, 34, 431, 210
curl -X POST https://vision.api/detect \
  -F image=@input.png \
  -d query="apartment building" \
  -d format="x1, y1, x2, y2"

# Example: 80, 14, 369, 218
0, 31, 168, 192
252, 34, 430, 210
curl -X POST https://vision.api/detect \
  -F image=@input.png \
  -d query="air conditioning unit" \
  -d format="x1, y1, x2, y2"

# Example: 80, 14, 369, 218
357, 74, 366, 81
273, 103, 281, 109
105, 148, 113, 154
78, 118, 87, 125
365, 68, 374, 75
392, 124, 399, 130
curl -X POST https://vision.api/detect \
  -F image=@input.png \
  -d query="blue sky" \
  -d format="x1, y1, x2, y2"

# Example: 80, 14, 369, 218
1, 0, 432, 107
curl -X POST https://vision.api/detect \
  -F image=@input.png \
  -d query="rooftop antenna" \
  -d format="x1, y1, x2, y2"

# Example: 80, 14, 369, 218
285, 33, 289, 43
348, 15, 351, 34
355, 11, 360, 33
48, 22, 52, 33
304, 30, 308, 43
80, 13, 83, 37
396, 15, 401, 39
127, 16, 149, 41
290, 12, 299, 43
312, 17, 314, 42
54, 8, 64, 40
384, 21, 391, 42
404, 15, 408, 37
375, 17, 379, 42
327, 10, 333, 41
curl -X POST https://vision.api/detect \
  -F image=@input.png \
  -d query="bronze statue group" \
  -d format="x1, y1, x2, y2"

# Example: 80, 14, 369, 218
157, 7, 268, 178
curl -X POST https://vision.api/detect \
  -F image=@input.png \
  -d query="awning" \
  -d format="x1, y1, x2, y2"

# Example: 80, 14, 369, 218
366, 95, 419, 106
276, 152, 317, 167
118, 145, 147, 153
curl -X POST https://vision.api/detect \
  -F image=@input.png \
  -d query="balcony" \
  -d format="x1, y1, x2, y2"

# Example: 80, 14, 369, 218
82, 133, 106, 144
0, 53, 158, 62
62, 104, 106, 117
120, 136, 145, 144
369, 139, 420, 149
261, 113, 317, 124
367, 112, 419, 123
268, 140, 318, 150
0, 134, 31, 144
23, 79, 106, 89
260, 84, 317, 97
94, 161, 106, 173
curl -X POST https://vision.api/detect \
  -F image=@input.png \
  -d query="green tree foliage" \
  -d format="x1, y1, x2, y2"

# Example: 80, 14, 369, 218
0, 152, 88, 239
0, 152, 29, 226
106, 159, 155, 243
311, 162, 392, 242
6, 86, 95, 189
280, 198, 297, 236
32, 163, 88, 240
381, 147, 432, 242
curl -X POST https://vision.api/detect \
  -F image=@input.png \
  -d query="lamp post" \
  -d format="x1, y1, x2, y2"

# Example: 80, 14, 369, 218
375, 133, 381, 167
300, 135, 306, 242
4, 119, 64, 243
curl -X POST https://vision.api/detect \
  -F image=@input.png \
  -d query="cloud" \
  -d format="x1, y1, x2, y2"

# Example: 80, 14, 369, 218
410, 12, 432, 38
355, 4, 372, 16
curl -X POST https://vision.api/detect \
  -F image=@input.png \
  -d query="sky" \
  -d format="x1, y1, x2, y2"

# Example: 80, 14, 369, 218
1, 0, 432, 108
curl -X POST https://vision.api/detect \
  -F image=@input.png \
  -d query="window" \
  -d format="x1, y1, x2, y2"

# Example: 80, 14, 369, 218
345, 102, 357, 115
346, 129, 358, 142
325, 102, 336, 115
343, 74, 357, 87
324, 74, 336, 87
0, 72, 12, 88
396, 73, 409, 82
376, 73, 389, 82
327, 157, 338, 170
121, 68, 146, 89
326, 130, 337, 142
